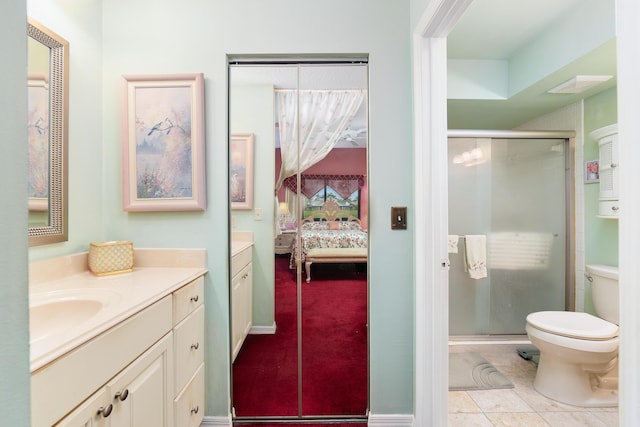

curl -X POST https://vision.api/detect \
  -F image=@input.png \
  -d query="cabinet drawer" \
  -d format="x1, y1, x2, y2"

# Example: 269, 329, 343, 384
598, 200, 620, 218
173, 276, 204, 325
232, 246, 252, 277
174, 305, 205, 394
174, 363, 205, 427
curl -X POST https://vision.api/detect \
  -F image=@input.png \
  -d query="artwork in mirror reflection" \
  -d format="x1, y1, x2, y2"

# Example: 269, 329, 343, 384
230, 133, 254, 210
28, 74, 50, 224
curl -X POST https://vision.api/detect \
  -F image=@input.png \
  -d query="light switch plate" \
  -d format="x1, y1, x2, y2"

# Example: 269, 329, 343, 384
391, 206, 407, 230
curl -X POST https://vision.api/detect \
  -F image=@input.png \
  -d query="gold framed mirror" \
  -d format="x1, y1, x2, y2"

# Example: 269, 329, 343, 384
27, 19, 68, 246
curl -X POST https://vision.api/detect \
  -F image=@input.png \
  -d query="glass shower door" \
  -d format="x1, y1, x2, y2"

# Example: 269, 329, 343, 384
448, 136, 567, 335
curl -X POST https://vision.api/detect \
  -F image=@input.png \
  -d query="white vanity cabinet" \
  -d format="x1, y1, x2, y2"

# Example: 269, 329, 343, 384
231, 244, 253, 362
591, 124, 619, 218
57, 333, 173, 427
32, 274, 206, 427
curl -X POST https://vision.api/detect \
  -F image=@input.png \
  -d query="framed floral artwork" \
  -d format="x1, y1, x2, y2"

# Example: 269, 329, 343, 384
230, 133, 254, 210
585, 159, 599, 184
121, 73, 206, 211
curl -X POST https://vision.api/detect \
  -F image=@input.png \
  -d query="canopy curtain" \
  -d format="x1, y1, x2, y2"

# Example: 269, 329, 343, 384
283, 174, 364, 200
275, 89, 365, 189
274, 89, 365, 233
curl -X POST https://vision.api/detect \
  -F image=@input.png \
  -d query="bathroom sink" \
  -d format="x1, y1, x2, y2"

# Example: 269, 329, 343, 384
30, 289, 122, 343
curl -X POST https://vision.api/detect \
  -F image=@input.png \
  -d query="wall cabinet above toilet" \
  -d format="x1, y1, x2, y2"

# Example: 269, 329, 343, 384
591, 124, 619, 219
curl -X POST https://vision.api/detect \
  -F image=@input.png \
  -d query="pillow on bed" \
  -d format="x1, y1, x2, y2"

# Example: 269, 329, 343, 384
302, 221, 329, 230
302, 220, 362, 231
338, 221, 362, 231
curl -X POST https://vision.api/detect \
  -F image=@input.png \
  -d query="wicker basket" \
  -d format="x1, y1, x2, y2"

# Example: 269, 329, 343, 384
88, 241, 134, 276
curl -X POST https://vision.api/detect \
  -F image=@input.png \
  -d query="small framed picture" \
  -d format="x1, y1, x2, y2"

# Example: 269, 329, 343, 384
585, 159, 599, 184
230, 133, 254, 210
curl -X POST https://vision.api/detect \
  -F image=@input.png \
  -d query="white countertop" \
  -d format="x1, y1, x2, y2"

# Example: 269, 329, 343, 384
231, 240, 253, 257
231, 230, 254, 257
29, 249, 207, 372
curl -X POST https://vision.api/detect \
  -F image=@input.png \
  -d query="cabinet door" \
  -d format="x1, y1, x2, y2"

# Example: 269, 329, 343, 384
231, 263, 252, 361
599, 135, 619, 200
107, 333, 173, 427
54, 388, 110, 427
243, 264, 253, 338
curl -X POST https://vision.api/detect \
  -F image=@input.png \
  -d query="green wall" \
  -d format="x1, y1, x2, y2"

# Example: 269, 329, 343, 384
28, 0, 105, 260
231, 84, 276, 328
19, 0, 414, 418
1, 1, 31, 425
583, 86, 619, 312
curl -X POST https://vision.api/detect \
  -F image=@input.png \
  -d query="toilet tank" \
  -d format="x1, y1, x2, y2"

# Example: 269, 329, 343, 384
586, 264, 619, 324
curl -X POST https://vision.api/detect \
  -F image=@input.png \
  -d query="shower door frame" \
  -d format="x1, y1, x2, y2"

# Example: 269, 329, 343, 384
448, 129, 576, 330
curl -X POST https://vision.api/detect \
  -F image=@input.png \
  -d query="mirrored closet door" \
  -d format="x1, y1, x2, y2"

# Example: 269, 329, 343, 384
229, 59, 369, 422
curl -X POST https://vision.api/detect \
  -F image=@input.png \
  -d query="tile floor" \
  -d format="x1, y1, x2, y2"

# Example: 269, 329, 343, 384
448, 342, 619, 426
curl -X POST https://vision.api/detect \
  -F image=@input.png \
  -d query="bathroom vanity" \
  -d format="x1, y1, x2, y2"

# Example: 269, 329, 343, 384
29, 249, 207, 427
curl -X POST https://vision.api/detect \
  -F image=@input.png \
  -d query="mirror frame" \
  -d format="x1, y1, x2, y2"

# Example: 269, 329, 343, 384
28, 19, 69, 246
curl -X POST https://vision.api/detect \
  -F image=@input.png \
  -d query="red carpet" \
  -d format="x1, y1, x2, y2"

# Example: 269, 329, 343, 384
237, 424, 367, 427
232, 256, 367, 419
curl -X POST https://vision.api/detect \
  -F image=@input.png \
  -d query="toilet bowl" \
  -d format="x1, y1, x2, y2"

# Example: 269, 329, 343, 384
525, 265, 619, 407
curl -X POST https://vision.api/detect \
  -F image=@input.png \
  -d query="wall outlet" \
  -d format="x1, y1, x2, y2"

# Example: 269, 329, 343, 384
254, 208, 263, 221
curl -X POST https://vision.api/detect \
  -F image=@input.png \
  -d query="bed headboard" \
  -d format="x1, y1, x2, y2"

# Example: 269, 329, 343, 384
302, 199, 360, 224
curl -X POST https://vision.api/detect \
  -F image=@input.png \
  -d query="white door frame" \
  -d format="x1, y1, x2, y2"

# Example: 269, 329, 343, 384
413, 1, 472, 426
414, 1, 640, 425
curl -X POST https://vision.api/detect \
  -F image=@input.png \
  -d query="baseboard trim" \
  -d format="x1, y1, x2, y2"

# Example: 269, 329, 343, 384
201, 415, 232, 426
367, 413, 414, 427
249, 322, 276, 334
201, 413, 413, 426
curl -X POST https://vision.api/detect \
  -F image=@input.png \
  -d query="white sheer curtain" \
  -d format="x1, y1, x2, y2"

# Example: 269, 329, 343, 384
275, 89, 365, 190
274, 89, 365, 233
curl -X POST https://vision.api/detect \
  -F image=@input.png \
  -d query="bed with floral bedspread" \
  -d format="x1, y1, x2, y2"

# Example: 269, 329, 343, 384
290, 219, 368, 282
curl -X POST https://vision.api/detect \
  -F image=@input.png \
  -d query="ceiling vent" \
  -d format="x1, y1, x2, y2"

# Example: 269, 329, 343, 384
548, 75, 613, 94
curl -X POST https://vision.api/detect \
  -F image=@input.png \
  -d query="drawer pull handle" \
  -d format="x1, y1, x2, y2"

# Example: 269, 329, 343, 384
115, 389, 129, 401
97, 404, 113, 418
611, 163, 618, 168
190, 295, 199, 302
612, 206, 619, 211
191, 342, 200, 350
191, 405, 199, 414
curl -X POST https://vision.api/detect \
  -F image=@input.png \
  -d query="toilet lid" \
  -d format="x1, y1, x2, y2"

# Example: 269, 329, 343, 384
527, 311, 619, 340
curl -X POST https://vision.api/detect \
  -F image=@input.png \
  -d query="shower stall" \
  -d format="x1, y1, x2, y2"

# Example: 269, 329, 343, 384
448, 131, 574, 336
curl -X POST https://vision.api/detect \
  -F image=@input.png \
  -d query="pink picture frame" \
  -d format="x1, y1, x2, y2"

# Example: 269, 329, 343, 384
585, 159, 599, 184
121, 73, 206, 211
230, 133, 254, 210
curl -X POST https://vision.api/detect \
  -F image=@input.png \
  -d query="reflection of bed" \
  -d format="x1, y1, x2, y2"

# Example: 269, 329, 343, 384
291, 200, 368, 282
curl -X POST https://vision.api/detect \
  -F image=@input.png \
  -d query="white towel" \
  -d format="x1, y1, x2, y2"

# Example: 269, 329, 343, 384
464, 235, 487, 279
447, 235, 459, 253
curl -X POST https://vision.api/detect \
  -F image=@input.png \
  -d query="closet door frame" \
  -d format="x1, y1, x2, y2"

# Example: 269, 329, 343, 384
228, 57, 370, 422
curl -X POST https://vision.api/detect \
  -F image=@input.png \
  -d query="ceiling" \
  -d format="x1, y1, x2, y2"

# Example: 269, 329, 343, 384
447, 0, 617, 130
231, 0, 616, 142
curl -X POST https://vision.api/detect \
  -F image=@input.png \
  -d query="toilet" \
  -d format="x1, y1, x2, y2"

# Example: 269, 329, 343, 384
525, 264, 619, 407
